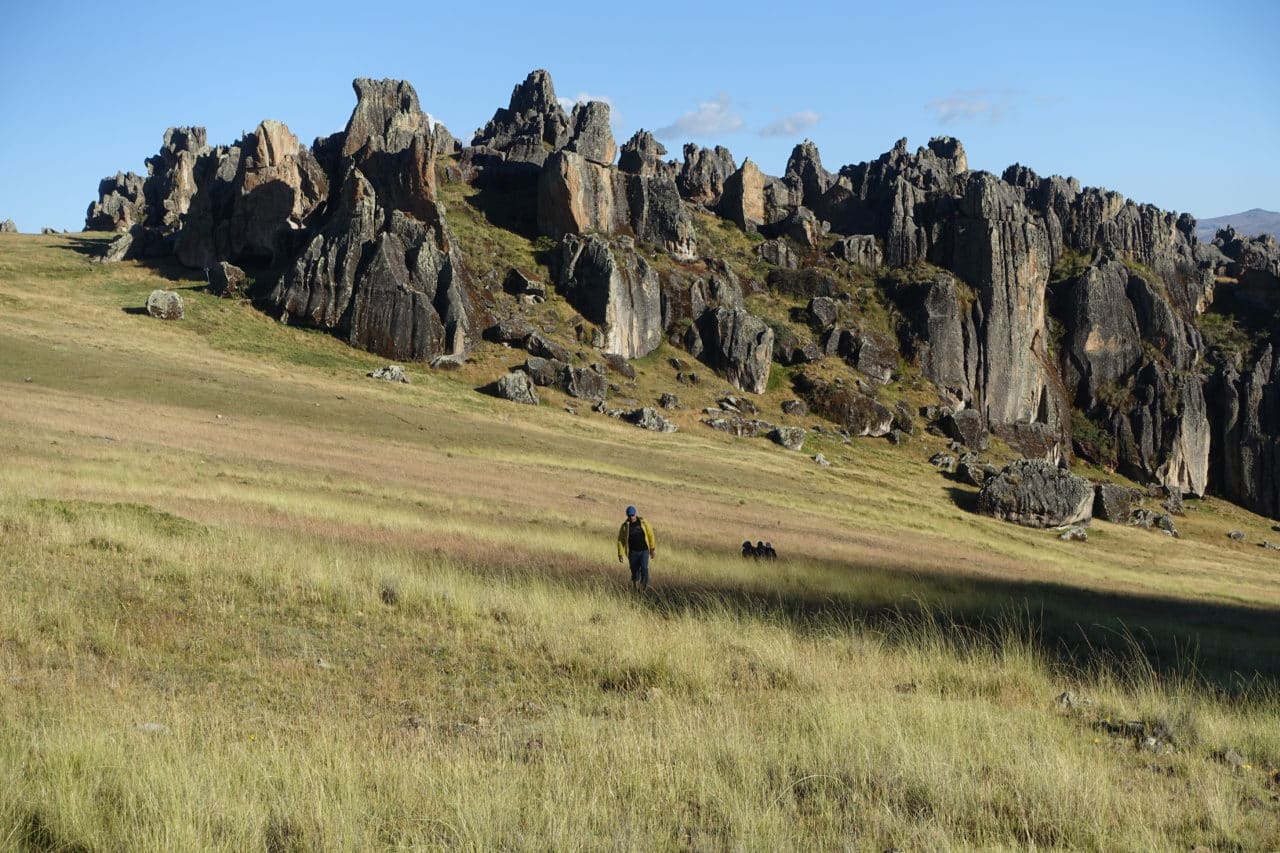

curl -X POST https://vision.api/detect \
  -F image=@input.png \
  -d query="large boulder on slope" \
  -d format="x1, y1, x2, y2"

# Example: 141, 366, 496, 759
977, 460, 1094, 528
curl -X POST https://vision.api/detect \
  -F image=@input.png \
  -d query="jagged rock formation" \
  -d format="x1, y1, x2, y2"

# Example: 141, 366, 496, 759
86, 172, 146, 231
552, 235, 662, 359
266, 78, 470, 361
82, 69, 1280, 519
0, 220, 17, 233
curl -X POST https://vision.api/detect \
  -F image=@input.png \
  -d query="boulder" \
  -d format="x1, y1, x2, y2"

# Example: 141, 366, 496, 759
503, 268, 546, 299
627, 407, 677, 432
561, 365, 607, 401
601, 352, 637, 380
757, 238, 800, 270
1093, 483, 1141, 523
367, 365, 408, 383
977, 460, 1094, 528
782, 399, 808, 417
526, 333, 571, 363
806, 296, 839, 331
145, 290, 184, 320
703, 416, 772, 437
552, 235, 662, 359
1059, 526, 1088, 542
471, 69, 571, 168
658, 392, 679, 409
941, 410, 990, 451
208, 261, 246, 298
521, 357, 564, 386
564, 101, 616, 165
485, 316, 537, 344
495, 372, 539, 405
769, 426, 806, 450
0, 220, 16, 233
85, 172, 146, 231
831, 234, 882, 268
689, 307, 774, 394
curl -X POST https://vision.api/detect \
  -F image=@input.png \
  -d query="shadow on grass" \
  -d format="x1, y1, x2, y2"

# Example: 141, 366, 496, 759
471, 548, 1280, 694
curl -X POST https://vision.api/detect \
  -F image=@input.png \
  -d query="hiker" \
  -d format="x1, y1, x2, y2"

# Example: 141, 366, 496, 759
617, 505, 656, 590
763, 542, 777, 559
755, 541, 766, 559
741, 540, 757, 558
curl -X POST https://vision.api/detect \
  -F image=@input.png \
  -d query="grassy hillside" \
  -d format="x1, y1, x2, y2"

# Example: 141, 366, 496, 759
1, 233, 1279, 850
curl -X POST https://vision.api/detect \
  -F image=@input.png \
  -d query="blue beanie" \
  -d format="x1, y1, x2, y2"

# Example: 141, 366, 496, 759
626, 505, 637, 516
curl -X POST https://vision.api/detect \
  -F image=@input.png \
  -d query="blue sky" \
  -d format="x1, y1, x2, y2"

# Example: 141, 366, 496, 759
0, 0, 1276, 232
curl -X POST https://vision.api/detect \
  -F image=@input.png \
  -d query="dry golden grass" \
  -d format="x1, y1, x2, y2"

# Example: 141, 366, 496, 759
1, 234, 1279, 850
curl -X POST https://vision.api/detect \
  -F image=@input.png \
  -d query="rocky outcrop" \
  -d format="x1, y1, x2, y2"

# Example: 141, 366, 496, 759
564, 101, 615, 165
495, 372, 539, 405
144, 127, 211, 231
1094, 482, 1141, 523
677, 144, 735, 206
538, 138, 695, 259
886, 272, 977, 407
471, 69, 571, 168
145, 289, 184, 320
175, 119, 329, 268
208, 261, 246, 297
265, 78, 470, 362
977, 460, 1094, 528
86, 172, 146, 231
0, 220, 17, 233
687, 307, 774, 394
831, 234, 882, 268
552, 235, 662, 359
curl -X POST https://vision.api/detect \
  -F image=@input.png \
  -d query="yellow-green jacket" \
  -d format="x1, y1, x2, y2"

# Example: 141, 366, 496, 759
617, 517, 656, 559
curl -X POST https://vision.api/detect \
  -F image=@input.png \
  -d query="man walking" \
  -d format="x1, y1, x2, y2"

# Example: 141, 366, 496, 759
617, 505, 656, 591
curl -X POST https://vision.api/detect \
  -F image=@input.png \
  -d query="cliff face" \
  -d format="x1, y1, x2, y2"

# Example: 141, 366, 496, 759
83, 69, 1280, 515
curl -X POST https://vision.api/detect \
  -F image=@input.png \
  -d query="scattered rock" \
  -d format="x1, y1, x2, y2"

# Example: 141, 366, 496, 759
768, 426, 806, 451
1262, 540, 1280, 551
207, 261, 247, 298
1156, 513, 1180, 538
718, 395, 759, 416
485, 317, 537, 344
521, 356, 564, 386
145, 290, 184, 320
977, 460, 1094, 528
813, 453, 830, 467
676, 371, 700, 386
561, 365, 607, 401
702, 416, 772, 438
367, 365, 409, 383
627, 407, 677, 432
930, 452, 957, 473
495, 372, 539, 405
940, 410, 989, 451
781, 399, 808, 417
1227, 530, 1246, 541
1059, 526, 1088, 542
527, 334, 572, 363
658, 393, 679, 409
1094, 483, 1142, 523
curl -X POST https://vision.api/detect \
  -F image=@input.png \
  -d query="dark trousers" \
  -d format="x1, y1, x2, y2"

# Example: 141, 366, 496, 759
628, 550, 650, 588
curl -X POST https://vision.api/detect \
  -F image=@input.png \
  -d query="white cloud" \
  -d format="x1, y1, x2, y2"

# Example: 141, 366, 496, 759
759, 110, 821, 138
557, 92, 614, 112
926, 89, 1021, 124
656, 93, 744, 139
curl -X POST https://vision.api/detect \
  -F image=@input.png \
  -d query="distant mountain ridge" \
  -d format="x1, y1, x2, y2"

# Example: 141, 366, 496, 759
1195, 208, 1280, 241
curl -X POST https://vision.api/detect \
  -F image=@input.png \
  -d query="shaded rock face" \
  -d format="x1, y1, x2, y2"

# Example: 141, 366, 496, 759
142, 127, 211, 231
977, 460, 1094, 528
552, 235, 662, 359
538, 142, 696, 259
266, 78, 470, 363
208, 261, 246, 298
689, 307, 774, 394
831, 234, 881, 268
1207, 345, 1280, 517
471, 69, 571, 168
86, 172, 146, 231
564, 101, 615, 165
887, 273, 977, 407
677, 144, 735, 206
1094, 482, 1141, 523
175, 119, 329, 268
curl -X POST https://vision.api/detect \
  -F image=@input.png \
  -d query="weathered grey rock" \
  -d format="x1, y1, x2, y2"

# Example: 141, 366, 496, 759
958, 461, 995, 487
813, 452, 831, 467
777, 206, 828, 250
1059, 526, 1088, 542
601, 352, 636, 380
815, 389, 894, 437
769, 426, 806, 451
85, 172, 146, 231
1156, 513, 1180, 537
702, 416, 772, 437
368, 365, 408, 383
627, 407, 677, 432
658, 392, 679, 409
807, 296, 839, 331
485, 316, 537, 344
1162, 488, 1185, 516
145, 290, 184, 320
717, 395, 758, 415
757, 238, 800, 269
977, 460, 1094, 528
930, 452, 957, 472
207, 261, 246, 298
718, 159, 768, 231
143, 126, 210, 231
831, 234, 882, 268
677, 144, 736, 206
885, 273, 977, 408
690, 307, 774, 394
1129, 508, 1157, 529
0, 219, 16, 233
1262, 540, 1280, 551
941, 410, 990, 451
1093, 483, 1141, 523
266, 79, 470, 363
618, 130, 666, 177
848, 330, 899, 384
521, 357, 564, 386
1227, 530, 1246, 541
503, 268, 545, 299
552, 235, 662, 358
564, 101, 616, 165
495, 371, 539, 405
526, 333, 571, 363
782, 399, 808, 417
561, 365, 607, 401
472, 69, 571, 167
